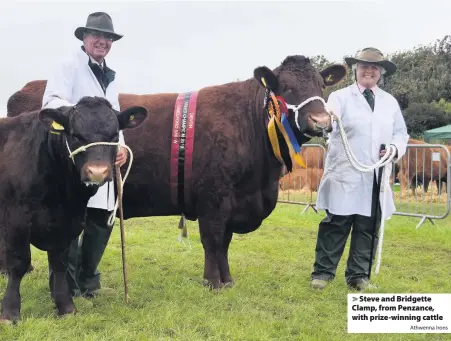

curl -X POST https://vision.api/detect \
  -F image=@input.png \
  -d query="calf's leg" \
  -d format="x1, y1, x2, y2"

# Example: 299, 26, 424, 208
47, 248, 75, 316
1, 238, 31, 323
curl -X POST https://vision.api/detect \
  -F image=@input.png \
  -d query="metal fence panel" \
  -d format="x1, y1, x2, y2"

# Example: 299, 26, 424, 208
278, 143, 451, 228
278, 144, 326, 213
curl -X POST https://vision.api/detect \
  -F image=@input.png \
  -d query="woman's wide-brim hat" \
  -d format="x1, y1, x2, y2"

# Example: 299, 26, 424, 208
344, 47, 397, 77
74, 12, 123, 42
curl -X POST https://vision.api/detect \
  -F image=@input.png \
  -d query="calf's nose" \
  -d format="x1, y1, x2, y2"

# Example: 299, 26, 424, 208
86, 165, 110, 182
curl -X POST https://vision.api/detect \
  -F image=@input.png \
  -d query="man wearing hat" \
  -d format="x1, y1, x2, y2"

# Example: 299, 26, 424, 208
310, 48, 409, 291
42, 12, 126, 298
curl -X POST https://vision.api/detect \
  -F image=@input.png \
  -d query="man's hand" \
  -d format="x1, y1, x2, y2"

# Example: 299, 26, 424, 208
116, 146, 128, 167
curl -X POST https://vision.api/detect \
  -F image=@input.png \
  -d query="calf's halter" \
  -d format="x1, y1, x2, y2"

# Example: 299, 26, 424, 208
66, 140, 134, 227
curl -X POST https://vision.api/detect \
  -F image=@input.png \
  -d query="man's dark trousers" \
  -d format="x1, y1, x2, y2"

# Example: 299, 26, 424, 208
49, 208, 113, 297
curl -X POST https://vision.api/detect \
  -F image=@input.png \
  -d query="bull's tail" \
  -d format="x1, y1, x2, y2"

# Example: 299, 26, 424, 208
177, 214, 192, 249
178, 214, 188, 237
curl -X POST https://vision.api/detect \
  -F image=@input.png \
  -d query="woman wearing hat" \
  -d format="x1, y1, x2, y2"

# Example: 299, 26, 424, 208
42, 12, 126, 299
310, 48, 409, 291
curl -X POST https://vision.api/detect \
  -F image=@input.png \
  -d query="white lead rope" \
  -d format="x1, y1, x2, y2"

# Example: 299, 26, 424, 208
68, 140, 132, 303
327, 109, 397, 276
67, 141, 134, 227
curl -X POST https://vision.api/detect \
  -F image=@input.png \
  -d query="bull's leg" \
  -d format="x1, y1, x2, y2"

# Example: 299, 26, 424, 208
0, 238, 31, 323
399, 171, 408, 198
411, 176, 417, 196
218, 228, 234, 287
424, 179, 430, 194
440, 179, 447, 195
47, 248, 75, 316
0, 230, 5, 275
198, 216, 226, 289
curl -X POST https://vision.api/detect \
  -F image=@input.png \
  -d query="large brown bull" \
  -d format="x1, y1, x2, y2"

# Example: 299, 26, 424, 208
5, 56, 346, 288
397, 138, 449, 196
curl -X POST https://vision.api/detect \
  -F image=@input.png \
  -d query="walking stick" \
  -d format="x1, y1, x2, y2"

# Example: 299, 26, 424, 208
115, 164, 129, 303
368, 144, 385, 280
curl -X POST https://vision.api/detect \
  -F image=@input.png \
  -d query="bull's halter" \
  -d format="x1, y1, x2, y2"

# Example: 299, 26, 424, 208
286, 96, 331, 136
264, 90, 330, 170
64, 138, 134, 227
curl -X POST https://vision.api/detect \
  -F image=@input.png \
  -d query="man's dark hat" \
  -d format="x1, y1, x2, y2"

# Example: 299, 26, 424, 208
74, 12, 123, 41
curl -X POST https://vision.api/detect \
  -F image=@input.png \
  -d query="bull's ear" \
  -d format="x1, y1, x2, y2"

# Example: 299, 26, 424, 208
254, 66, 279, 91
38, 107, 70, 131
320, 64, 347, 87
117, 106, 148, 129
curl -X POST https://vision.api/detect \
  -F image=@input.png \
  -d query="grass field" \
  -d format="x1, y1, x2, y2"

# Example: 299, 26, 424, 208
1, 203, 450, 340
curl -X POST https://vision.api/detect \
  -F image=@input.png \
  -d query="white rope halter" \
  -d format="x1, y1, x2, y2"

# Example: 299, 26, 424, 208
286, 96, 328, 132
66, 140, 134, 227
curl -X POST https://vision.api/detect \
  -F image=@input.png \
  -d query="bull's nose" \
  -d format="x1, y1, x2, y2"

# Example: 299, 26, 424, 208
86, 165, 109, 182
310, 114, 332, 132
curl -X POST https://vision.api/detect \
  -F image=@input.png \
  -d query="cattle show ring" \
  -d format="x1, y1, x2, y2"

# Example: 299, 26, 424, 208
1, 73, 450, 340
1, 9, 451, 341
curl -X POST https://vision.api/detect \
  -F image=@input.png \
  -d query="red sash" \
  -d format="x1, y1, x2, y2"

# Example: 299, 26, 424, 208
170, 91, 198, 211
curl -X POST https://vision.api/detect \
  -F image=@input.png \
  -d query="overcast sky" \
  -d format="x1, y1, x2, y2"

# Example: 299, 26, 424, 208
1, 0, 450, 116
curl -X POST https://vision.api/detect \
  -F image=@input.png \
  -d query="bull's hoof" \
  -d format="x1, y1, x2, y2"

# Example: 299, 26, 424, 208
202, 279, 222, 290
0, 319, 16, 326
56, 301, 76, 316
221, 280, 235, 289
57, 307, 76, 317
0, 314, 19, 325
0, 318, 15, 325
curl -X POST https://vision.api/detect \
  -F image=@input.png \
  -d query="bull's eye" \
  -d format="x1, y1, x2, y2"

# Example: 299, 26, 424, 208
281, 84, 292, 93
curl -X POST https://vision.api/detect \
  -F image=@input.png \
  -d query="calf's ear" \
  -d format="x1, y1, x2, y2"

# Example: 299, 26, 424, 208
38, 107, 70, 131
117, 106, 148, 130
254, 66, 279, 91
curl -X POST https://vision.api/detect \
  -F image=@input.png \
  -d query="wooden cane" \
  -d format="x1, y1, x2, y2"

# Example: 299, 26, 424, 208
115, 164, 129, 304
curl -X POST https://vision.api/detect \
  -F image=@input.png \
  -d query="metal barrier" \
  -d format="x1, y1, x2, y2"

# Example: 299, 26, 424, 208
391, 143, 450, 228
278, 143, 451, 228
278, 144, 326, 213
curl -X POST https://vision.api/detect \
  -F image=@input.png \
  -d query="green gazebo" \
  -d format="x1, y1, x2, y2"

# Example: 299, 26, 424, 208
423, 124, 451, 143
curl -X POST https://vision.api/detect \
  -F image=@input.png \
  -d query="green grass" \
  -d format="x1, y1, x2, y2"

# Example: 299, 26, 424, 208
1, 204, 450, 340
